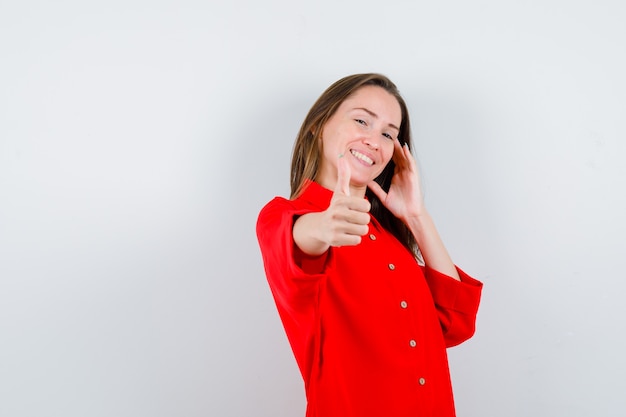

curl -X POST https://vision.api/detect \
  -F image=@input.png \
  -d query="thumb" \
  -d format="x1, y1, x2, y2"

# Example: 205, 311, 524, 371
334, 154, 351, 196
367, 180, 386, 202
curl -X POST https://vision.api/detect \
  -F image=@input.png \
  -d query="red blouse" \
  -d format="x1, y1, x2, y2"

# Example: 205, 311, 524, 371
256, 180, 483, 417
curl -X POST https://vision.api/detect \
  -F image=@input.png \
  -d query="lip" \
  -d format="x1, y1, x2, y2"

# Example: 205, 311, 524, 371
349, 148, 376, 166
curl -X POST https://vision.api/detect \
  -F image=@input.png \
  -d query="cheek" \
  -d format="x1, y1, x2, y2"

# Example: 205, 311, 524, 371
374, 145, 395, 177
381, 142, 395, 164
320, 127, 339, 150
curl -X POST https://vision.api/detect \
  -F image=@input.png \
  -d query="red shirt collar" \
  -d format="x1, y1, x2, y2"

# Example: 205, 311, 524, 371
297, 179, 333, 210
297, 179, 369, 210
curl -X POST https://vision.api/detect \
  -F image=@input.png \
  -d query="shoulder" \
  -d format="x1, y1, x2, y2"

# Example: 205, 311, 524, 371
258, 183, 323, 219
256, 196, 302, 235
257, 181, 329, 232
258, 196, 299, 219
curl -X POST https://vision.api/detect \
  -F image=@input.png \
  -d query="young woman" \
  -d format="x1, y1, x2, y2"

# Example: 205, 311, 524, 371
256, 73, 483, 417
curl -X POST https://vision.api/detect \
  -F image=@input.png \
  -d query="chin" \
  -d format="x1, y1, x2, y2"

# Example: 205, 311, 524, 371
351, 179, 374, 189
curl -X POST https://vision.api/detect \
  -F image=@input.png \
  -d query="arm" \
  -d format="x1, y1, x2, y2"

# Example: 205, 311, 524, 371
293, 155, 371, 256
405, 210, 460, 280
368, 139, 459, 279
423, 266, 483, 346
368, 138, 482, 344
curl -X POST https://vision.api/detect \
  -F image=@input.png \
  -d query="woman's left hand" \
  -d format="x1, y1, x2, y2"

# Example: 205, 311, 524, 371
368, 138, 426, 223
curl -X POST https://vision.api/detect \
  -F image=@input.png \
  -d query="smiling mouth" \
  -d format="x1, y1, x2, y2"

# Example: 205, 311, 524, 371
350, 149, 374, 166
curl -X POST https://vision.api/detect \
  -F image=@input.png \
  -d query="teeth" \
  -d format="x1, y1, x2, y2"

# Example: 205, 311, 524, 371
350, 150, 374, 165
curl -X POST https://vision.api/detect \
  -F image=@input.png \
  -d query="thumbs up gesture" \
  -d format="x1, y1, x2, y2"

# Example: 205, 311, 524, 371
292, 155, 371, 256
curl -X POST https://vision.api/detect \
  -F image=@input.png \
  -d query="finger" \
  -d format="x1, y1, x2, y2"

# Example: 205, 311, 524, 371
335, 154, 351, 196
344, 223, 370, 237
402, 141, 413, 160
331, 234, 362, 248
403, 142, 419, 173
343, 210, 371, 226
367, 180, 387, 202
343, 197, 371, 213
392, 138, 408, 168
393, 140, 416, 174
334, 220, 370, 236
331, 223, 369, 246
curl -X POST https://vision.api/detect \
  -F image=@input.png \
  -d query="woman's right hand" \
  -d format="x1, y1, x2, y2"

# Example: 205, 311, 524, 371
293, 156, 371, 256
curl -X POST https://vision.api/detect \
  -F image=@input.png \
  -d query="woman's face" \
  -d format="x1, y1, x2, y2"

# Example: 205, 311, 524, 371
317, 85, 402, 195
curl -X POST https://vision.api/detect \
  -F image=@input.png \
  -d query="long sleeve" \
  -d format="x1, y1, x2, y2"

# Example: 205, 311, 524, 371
256, 197, 330, 287
256, 197, 331, 380
257, 182, 483, 416
423, 266, 483, 347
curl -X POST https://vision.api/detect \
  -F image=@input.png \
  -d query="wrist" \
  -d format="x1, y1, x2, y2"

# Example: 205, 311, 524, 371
404, 209, 432, 238
293, 213, 330, 256
404, 205, 429, 225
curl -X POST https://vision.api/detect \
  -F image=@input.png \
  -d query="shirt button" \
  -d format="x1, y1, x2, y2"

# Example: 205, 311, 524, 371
409, 339, 417, 348
369, 233, 376, 240
400, 301, 408, 309
388, 263, 395, 270
419, 377, 426, 386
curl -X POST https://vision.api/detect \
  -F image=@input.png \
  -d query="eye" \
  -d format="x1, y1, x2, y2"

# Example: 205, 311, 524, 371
382, 132, 394, 140
355, 119, 367, 126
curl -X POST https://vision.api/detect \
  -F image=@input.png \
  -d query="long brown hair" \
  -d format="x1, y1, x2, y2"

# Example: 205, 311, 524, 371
290, 73, 419, 258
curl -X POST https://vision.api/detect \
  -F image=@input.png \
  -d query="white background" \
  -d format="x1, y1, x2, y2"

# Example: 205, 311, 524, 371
1, 1, 625, 416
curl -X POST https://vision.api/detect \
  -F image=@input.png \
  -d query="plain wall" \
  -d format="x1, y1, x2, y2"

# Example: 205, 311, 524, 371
1, 0, 625, 416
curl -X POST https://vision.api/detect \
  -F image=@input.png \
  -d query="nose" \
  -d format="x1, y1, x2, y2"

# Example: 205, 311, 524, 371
363, 135, 380, 150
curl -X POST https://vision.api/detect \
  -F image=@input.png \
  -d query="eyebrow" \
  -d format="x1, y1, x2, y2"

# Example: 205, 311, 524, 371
354, 107, 400, 132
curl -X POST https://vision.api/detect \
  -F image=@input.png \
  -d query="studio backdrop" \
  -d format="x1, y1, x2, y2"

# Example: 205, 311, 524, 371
1, 1, 625, 416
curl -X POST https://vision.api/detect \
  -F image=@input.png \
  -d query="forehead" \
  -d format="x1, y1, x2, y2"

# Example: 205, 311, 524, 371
340, 86, 401, 121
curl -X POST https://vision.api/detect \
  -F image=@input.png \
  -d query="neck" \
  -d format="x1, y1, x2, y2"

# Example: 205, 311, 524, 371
316, 177, 367, 199
349, 184, 367, 198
